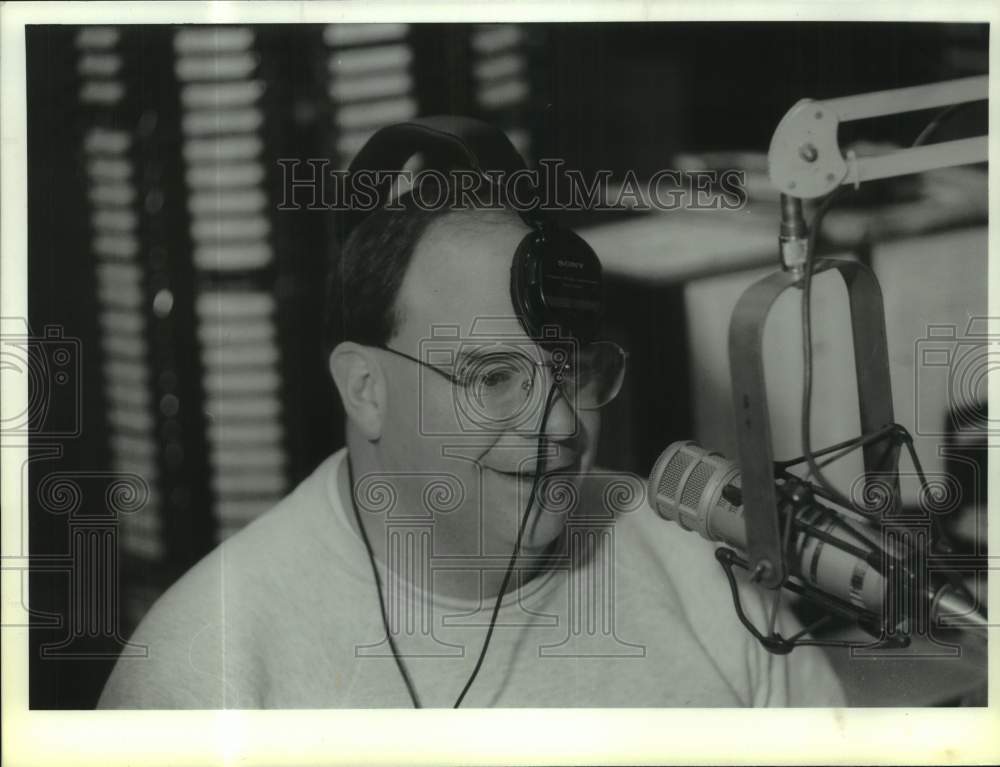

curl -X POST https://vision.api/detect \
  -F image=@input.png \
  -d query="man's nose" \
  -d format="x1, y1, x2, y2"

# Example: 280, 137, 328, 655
536, 381, 577, 441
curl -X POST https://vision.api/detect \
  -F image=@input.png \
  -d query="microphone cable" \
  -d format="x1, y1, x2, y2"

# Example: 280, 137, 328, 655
799, 184, 853, 510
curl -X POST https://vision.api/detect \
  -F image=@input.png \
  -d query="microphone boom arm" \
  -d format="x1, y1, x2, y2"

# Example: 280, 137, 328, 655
736, 75, 990, 589
768, 75, 988, 200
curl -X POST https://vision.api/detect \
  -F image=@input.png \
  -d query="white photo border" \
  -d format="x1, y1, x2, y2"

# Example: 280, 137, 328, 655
2, 2, 997, 765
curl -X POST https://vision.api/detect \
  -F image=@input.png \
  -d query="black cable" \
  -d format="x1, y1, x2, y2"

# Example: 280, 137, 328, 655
715, 548, 906, 653
347, 457, 423, 708
775, 431, 876, 469
798, 200, 913, 516
893, 424, 967, 588
773, 481, 889, 574
800, 185, 859, 512
766, 490, 796, 636
786, 614, 833, 644
813, 424, 899, 471
714, 548, 876, 652
912, 102, 977, 148
452, 382, 561, 708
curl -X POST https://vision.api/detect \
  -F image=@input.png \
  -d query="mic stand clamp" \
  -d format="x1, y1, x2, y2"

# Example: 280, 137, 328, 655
778, 194, 809, 277
714, 547, 912, 655
728, 256, 899, 589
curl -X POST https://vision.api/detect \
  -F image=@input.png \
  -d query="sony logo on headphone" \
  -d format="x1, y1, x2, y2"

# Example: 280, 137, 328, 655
557, 259, 583, 269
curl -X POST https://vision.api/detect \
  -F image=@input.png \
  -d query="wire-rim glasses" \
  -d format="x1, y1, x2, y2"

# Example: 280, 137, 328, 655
375, 340, 628, 429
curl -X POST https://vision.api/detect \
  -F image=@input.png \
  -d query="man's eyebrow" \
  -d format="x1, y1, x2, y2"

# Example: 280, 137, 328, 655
453, 345, 556, 368
452, 347, 513, 366
423, 346, 500, 371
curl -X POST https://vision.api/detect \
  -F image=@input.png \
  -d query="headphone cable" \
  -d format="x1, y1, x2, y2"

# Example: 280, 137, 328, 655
348, 457, 423, 708
453, 382, 560, 707
347, 382, 560, 709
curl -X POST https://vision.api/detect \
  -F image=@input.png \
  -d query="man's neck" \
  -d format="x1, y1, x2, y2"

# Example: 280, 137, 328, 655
336, 451, 560, 603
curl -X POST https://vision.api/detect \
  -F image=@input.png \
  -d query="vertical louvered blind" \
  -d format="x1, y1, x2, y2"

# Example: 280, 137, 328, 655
174, 27, 288, 543
77, 28, 164, 571
470, 24, 533, 160
324, 23, 417, 167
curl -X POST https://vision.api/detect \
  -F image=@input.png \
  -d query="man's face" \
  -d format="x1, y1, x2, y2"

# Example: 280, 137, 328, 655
372, 211, 601, 558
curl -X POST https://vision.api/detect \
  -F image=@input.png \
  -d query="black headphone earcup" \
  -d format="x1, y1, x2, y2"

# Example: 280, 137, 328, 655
509, 226, 603, 345
509, 230, 543, 339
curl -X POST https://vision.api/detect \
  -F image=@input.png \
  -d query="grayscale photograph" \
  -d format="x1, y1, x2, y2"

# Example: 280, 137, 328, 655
1, 6, 993, 764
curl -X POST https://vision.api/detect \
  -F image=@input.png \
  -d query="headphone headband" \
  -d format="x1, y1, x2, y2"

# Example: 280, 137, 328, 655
342, 116, 534, 242
340, 116, 603, 345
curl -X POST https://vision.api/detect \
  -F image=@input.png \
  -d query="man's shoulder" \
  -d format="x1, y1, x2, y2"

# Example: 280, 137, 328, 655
178, 450, 342, 592
98, 451, 345, 708
575, 465, 756, 633
572, 468, 847, 707
576, 465, 718, 565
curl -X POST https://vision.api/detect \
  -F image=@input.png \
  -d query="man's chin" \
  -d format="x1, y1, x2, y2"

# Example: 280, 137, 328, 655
480, 465, 581, 551
523, 489, 577, 556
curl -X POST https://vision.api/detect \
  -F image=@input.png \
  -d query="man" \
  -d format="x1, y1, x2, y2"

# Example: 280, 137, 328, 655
99, 174, 846, 708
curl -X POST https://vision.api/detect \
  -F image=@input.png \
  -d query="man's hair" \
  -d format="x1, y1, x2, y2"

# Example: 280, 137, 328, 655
323, 173, 514, 355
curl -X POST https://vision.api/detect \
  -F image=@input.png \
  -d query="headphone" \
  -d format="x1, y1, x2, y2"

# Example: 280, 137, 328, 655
340, 115, 604, 345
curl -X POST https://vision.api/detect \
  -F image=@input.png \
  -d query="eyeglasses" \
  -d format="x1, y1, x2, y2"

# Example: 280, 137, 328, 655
375, 340, 628, 428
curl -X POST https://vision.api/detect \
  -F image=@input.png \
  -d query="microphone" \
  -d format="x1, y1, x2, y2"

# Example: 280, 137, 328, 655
648, 440, 986, 639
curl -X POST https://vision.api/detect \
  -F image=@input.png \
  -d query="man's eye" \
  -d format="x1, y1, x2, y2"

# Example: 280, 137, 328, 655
476, 367, 516, 389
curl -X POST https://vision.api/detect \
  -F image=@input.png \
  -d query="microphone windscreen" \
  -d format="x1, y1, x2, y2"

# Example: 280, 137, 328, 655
648, 441, 746, 549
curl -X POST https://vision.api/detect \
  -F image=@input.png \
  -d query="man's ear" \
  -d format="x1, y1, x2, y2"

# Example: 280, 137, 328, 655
328, 342, 387, 441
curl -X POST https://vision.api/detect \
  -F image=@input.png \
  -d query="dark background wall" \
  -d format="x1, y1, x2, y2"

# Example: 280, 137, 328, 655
25, 21, 987, 708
